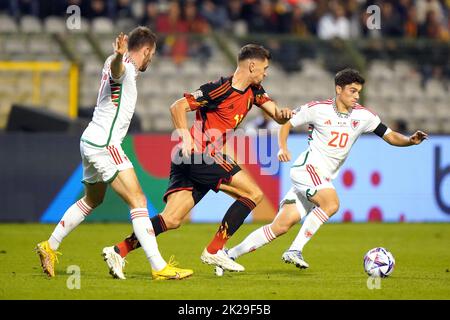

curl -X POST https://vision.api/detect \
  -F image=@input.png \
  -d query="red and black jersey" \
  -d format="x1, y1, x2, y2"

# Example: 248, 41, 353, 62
184, 76, 272, 153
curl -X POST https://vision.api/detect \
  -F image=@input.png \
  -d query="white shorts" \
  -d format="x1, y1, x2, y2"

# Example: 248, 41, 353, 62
279, 187, 315, 220
80, 141, 133, 184
279, 163, 334, 220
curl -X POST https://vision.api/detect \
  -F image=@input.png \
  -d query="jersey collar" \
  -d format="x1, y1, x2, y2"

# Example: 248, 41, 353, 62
332, 98, 352, 118
230, 75, 250, 94
126, 54, 140, 74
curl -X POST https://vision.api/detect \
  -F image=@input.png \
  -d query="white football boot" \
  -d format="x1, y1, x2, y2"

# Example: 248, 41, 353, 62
282, 250, 309, 269
200, 248, 245, 272
102, 246, 126, 279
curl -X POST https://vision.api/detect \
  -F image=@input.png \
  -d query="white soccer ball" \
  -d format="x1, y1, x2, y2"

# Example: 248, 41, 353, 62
363, 247, 395, 277
214, 266, 224, 277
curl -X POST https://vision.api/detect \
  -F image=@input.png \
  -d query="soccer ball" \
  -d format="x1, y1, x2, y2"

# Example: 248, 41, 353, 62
363, 247, 395, 277
214, 266, 224, 277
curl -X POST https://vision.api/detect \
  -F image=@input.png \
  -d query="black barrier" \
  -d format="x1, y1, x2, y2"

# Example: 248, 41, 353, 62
0, 133, 81, 221
6, 105, 89, 135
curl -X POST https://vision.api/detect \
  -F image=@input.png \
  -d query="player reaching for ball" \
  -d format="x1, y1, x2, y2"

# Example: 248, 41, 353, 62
225, 68, 428, 270
35, 27, 193, 280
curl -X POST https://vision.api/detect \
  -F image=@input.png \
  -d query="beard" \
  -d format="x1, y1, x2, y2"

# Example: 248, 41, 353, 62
139, 58, 151, 72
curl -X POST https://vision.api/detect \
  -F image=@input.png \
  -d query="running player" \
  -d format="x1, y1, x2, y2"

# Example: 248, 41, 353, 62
103, 44, 294, 277
226, 68, 428, 269
35, 27, 193, 280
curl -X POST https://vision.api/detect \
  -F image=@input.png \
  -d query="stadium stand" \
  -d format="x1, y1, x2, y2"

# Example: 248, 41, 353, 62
0, 0, 448, 133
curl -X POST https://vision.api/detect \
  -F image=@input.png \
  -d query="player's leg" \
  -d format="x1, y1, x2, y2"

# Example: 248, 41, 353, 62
280, 162, 338, 269
199, 169, 263, 272
110, 156, 198, 258
50, 182, 106, 250
110, 168, 193, 279
227, 202, 301, 260
205, 169, 263, 255
36, 182, 106, 277
112, 190, 196, 258
284, 188, 339, 267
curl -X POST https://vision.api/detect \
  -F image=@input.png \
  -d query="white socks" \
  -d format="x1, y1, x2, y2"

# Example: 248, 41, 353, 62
228, 225, 276, 260
130, 208, 166, 271
48, 202, 167, 272
48, 199, 93, 250
228, 207, 330, 260
288, 207, 329, 252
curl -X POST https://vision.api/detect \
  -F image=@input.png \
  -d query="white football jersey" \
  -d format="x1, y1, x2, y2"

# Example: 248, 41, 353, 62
290, 98, 383, 179
81, 55, 138, 148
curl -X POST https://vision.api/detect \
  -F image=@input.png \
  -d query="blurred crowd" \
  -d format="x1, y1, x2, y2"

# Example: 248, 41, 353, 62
1, 0, 448, 75
1, 0, 449, 40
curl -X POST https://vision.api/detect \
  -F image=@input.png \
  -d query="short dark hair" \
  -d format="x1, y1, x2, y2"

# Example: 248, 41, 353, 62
128, 26, 157, 51
238, 44, 271, 62
334, 68, 365, 88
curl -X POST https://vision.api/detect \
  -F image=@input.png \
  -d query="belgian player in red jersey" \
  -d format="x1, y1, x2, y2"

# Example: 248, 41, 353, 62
103, 44, 293, 276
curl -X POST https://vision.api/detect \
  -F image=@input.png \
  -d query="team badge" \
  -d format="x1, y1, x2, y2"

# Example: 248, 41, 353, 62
192, 90, 203, 99
351, 119, 360, 130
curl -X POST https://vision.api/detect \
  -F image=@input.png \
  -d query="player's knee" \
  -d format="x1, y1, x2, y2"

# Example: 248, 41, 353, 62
322, 201, 339, 216
271, 222, 290, 236
84, 196, 103, 209
248, 189, 264, 205
271, 216, 296, 236
162, 215, 182, 230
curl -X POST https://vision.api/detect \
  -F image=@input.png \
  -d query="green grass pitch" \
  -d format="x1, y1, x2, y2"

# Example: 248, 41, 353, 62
0, 223, 449, 300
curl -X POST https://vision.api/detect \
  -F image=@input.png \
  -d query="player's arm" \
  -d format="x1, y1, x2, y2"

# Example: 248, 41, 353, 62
260, 100, 293, 124
170, 98, 197, 157
110, 33, 128, 80
383, 129, 428, 146
277, 103, 312, 161
277, 121, 293, 162
372, 122, 428, 146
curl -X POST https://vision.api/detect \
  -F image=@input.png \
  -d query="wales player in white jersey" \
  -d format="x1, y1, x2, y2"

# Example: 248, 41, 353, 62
226, 68, 428, 269
36, 27, 193, 280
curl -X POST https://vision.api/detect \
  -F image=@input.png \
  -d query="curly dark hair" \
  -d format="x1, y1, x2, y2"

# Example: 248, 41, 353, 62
335, 68, 365, 88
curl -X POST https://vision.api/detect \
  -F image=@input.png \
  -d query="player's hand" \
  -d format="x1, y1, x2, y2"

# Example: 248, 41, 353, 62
409, 130, 428, 145
277, 148, 291, 162
113, 32, 128, 56
181, 136, 197, 158
278, 108, 293, 120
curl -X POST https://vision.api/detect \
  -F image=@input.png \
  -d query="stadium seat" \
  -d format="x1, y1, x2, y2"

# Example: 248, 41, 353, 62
115, 18, 135, 34
70, 17, 90, 33
20, 15, 42, 33
44, 16, 66, 34
425, 79, 447, 100
83, 58, 103, 75
157, 60, 178, 75
438, 117, 450, 133
97, 36, 116, 56
151, 114, 174, 132
28, 35, 61, 55
205, 63, 228, 77
180, 60, 201, 76
4, 36, 27, 55
0, 15, 18, 33
91, 17, 114, 34
138, 77, 163, 95
368, 60, 394, 81
393, 60, 413, 79
71, 36, 94, 55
